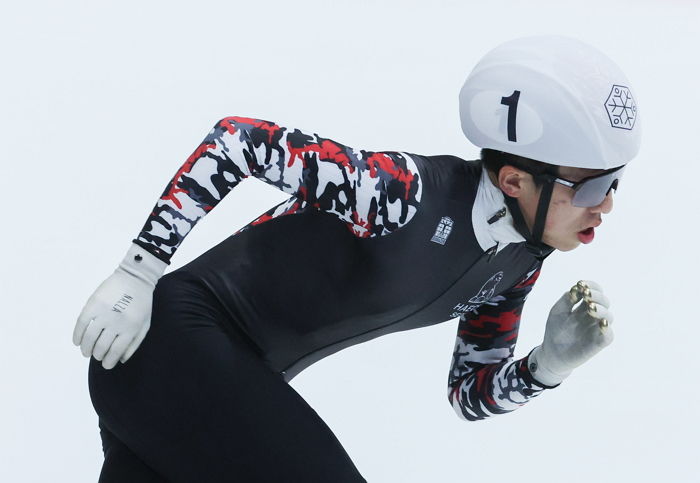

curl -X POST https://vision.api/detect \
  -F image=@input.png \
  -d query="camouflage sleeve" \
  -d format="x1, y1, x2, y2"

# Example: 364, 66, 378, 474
447, 262, 558, 421
131, 116, 423, 264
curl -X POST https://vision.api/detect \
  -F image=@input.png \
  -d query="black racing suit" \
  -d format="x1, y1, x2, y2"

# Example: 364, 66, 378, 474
88, 116, 558, 482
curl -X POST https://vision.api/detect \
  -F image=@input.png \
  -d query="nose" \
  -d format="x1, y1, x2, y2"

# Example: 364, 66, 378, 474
590, 190, 614, 214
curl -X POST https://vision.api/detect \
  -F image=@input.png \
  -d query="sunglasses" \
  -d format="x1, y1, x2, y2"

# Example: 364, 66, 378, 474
548, 165, 625, 207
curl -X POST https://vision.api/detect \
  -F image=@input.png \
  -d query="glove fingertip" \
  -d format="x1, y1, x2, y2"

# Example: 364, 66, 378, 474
582, 279, 604, 292
121, 345, 135, 362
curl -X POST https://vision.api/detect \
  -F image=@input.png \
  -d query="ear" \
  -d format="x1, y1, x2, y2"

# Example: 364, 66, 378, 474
497, 165, 530, 198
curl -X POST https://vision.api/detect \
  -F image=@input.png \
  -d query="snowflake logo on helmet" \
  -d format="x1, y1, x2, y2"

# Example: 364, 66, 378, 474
605, 85, 637, 130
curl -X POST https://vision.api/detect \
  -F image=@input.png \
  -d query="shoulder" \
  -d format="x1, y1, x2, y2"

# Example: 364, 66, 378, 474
407, 153, 483, 201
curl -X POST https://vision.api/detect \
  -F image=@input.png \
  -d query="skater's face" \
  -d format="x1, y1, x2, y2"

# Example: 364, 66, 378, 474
489, 166, 614, 251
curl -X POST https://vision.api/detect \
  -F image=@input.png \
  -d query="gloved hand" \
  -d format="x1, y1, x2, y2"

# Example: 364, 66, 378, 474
73, 243, 168, 369
528, 280, 614, 387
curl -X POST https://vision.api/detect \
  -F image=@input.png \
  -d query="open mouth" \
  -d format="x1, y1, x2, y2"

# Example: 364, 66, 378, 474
577, 227, 595, 244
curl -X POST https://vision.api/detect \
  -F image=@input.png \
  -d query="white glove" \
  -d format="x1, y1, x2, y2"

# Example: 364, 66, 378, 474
73, 242, 168, 369
528, 280, 615, 387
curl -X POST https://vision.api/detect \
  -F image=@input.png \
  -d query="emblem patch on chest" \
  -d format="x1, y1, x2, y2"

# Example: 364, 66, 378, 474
449, 271, 505, 318
430, 216, 453, 245
468, 271, 504, 303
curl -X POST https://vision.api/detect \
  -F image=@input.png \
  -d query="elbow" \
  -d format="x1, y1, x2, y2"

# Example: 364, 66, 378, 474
447, 388, 469, 422
451, 408, 469, 422
447, 387, 490, 423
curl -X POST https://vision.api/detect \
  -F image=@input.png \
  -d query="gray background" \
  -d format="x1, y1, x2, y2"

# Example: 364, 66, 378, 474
2, 0, 698, 481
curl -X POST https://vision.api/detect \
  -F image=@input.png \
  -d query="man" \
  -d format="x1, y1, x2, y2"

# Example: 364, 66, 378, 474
75, 35, 640, 481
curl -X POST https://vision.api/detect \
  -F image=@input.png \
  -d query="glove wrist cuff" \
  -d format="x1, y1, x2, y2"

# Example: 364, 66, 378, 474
118, 242, 169, 287
528, 345, 572, 387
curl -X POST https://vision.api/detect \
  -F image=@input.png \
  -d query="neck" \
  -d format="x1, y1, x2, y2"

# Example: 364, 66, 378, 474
486, 169, 499, 188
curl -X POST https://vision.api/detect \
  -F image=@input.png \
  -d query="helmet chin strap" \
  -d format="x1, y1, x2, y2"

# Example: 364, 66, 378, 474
502, 177, 556, 261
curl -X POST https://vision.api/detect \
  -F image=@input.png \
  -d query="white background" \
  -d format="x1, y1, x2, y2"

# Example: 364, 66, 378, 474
2, 0, 698, 481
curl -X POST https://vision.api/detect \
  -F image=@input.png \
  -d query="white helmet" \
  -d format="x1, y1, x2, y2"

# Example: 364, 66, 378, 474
459, 35, 641, 169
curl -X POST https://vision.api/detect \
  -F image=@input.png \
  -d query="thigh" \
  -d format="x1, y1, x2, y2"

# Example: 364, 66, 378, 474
88, 272, 366, 483
97, 420, 168, 483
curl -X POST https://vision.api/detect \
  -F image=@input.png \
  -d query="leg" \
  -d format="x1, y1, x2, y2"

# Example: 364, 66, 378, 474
88, 272, 366, 483
96, 420, 168, 482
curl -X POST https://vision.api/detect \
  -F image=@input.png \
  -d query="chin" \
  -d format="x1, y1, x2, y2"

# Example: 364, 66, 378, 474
546, 238, 580, 252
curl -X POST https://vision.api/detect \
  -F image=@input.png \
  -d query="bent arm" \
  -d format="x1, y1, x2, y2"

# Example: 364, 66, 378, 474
447, 262, 559, 421
132, 116, 423, 264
